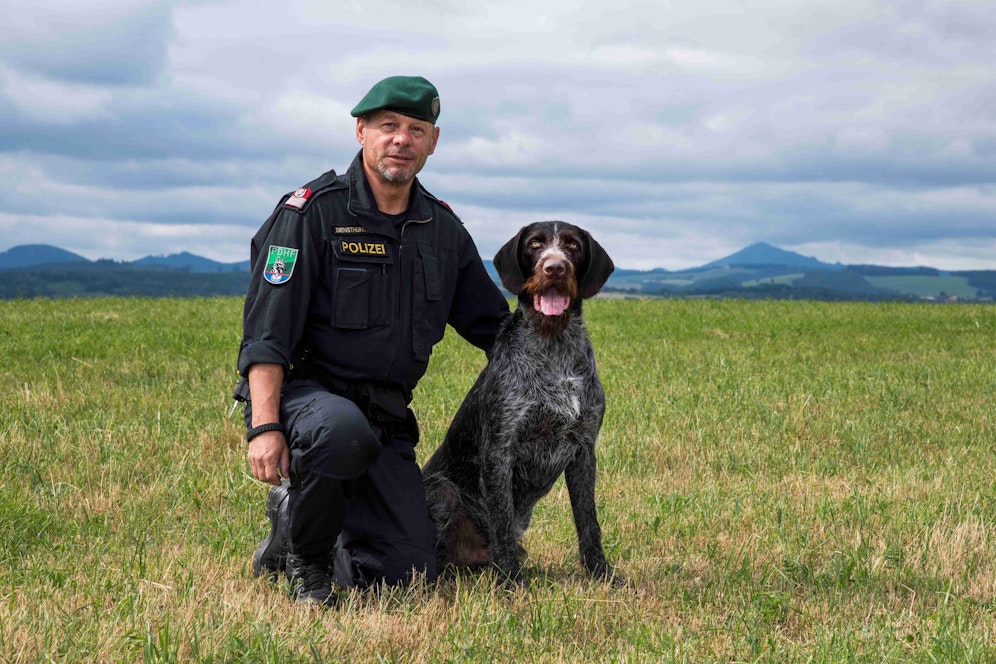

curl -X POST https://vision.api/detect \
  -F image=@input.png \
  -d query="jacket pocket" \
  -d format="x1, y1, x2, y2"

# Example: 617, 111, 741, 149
331, 237, 394, 329
411, 242, 447, 361
332, 268, 370, 329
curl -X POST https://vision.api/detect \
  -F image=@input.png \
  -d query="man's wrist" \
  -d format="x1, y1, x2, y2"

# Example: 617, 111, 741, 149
246, 422, 285, 442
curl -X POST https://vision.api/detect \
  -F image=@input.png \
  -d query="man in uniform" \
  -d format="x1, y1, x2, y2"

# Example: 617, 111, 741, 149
235, 75, 509, 606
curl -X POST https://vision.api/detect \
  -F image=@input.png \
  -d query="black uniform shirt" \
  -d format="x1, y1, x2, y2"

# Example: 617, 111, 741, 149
238, 152, 509, 394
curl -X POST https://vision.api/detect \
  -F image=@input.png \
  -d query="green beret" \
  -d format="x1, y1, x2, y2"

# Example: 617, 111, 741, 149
350, 76, 441, 124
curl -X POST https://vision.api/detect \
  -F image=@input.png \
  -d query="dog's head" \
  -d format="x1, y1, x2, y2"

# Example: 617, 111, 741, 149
494, 221, 614, 330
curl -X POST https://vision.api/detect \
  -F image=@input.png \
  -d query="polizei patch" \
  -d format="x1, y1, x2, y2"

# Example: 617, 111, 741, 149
264, 246, 299, 285
339, 240, 388, 256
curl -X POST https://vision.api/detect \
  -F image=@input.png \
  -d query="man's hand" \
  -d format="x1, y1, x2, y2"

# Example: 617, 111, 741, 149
247, 362, 288, 486
248, 430, 290, 486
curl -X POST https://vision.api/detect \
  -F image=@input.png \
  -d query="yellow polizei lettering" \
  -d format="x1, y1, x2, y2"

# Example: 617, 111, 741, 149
341, 241, 387, 255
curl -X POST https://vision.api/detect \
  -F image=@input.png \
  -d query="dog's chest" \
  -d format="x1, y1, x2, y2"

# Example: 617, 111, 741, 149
526, 362, 584, 420
490, 329, 595, 468
498, 331, 588, 418
509, 368, 586, 480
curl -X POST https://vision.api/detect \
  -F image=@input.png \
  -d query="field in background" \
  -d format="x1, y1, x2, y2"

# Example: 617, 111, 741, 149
1, 297, 994, 662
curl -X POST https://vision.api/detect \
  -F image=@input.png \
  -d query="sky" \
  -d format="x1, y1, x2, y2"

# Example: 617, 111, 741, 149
1, 0, 995, 271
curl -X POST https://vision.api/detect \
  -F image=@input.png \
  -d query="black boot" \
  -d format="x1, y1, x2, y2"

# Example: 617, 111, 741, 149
251, 481, 289, 579
285, 553, 339, 607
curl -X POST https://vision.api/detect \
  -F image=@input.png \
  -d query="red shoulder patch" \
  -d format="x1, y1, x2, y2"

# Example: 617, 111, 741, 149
438, 199, 454, 214
284, 187, 313, 209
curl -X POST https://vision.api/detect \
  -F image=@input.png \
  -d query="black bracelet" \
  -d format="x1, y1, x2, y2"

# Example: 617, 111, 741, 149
246, 422, 285, 442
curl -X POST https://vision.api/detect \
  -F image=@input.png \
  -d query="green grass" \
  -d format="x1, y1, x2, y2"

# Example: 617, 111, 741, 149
2, 297, 995, 662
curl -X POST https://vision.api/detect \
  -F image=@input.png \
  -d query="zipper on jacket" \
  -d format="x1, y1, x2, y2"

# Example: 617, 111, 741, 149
386, 215, 433, 381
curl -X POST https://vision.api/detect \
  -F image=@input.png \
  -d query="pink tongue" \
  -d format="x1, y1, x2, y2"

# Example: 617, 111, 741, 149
534, 290, 570, 316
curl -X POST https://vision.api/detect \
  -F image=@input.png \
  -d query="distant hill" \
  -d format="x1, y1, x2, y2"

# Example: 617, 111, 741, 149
133, 251, 250, 273
1, 243, 993, 302
0, 265, 249, 299
0, 244, 248, 274
603, 243, 994, 303
701, 242, 839, 271
0, 244, 251, 299
0, 244, 89, 269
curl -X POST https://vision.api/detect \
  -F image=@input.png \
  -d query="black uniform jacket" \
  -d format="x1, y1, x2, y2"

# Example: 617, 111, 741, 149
237, 152, 509, 399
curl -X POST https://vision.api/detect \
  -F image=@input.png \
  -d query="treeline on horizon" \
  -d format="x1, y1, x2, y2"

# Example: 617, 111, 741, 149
624, 266, 996, 303
0, 265, 250, 299
1, 263, 995, 302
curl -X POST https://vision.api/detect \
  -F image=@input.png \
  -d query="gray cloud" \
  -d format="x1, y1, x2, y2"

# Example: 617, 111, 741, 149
1, 0, 994, 270
0, 0, 174, 85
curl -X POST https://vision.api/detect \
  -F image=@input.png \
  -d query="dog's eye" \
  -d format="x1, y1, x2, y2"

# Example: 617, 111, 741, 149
528, 239, 544, 249
565, 241, 581, 251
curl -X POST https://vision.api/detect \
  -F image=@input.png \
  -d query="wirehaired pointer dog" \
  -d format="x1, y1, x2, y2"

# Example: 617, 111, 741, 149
422, 221, 616, 584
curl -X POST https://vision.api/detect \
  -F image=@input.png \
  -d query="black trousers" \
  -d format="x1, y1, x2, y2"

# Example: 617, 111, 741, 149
246, 378, 437, 587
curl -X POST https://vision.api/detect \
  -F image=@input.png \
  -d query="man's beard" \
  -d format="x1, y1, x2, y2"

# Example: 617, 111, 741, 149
376, 155, 420, 184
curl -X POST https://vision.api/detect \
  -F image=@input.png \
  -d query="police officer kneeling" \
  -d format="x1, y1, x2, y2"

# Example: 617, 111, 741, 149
235, 76, 508, 606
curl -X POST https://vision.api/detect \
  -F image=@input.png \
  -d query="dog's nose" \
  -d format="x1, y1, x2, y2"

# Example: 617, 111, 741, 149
544, 260, 566, 278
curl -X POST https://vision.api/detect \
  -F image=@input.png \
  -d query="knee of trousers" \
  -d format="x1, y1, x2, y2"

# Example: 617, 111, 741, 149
290, 396, 381, 480
336, 541, 438, 588
380, 543, 438, 586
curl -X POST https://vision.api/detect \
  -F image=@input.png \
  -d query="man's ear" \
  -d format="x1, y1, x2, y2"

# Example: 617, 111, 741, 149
428, 125, 440, 155
493, 227, 528, 294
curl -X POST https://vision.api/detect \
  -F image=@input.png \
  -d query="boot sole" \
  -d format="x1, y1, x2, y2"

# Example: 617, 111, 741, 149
292, 588, 340, 609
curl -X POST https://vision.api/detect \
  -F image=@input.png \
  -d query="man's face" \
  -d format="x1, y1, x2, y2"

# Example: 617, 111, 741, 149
357, 110, 440, 186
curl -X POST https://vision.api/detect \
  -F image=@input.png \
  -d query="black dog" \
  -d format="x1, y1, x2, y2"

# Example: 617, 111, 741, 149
422, 221, 616, 584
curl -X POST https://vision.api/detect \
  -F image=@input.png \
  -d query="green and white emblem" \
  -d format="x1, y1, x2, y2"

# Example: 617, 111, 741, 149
263, 245, 299, 285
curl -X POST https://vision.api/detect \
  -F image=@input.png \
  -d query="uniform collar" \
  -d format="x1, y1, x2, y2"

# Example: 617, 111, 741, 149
346, 151, 432, 238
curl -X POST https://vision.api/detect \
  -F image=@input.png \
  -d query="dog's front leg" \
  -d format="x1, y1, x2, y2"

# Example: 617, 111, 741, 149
480, 442, 523, 585
564, 446, 615, 581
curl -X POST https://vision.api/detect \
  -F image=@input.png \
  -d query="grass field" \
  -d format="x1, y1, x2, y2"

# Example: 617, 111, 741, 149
1, 297, 994, 662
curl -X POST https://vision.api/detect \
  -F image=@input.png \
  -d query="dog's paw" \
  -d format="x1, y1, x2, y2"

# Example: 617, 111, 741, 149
605, 568, 627, 588
492, 564, 526, 591
589, 562, 625, 587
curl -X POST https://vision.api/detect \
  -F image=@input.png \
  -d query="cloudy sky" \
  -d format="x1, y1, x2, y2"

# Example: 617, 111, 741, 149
1, 0, 994, 271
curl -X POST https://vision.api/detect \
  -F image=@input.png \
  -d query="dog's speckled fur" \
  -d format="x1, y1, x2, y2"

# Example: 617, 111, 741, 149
422, 221, 616, 583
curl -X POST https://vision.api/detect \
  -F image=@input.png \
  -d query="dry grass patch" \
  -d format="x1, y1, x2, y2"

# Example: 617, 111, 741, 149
3, 297, 995, 662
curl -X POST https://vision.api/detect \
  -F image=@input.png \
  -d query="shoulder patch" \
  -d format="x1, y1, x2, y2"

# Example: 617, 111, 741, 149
284, 188, 313, 209
263, 246, 299, 285
280, 170, 345, 212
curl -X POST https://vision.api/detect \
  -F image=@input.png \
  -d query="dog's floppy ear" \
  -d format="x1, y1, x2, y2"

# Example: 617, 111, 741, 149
577, 231, 615, 299
493, 227, 528, 294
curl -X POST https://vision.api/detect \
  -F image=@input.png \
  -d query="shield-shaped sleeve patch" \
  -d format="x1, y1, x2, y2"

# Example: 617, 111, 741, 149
263, 246, 299, 285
